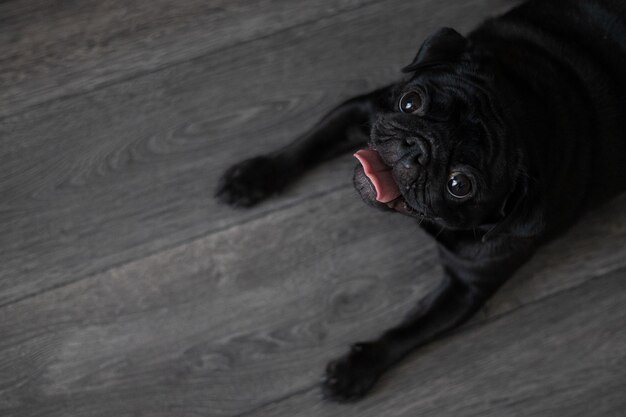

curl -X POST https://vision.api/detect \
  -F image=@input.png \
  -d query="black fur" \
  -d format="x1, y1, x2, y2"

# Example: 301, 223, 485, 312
215, 0, 626, 402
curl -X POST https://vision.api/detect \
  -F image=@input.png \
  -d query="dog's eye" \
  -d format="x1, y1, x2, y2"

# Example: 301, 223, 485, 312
447, 172, 473, 198
398, 91, 426, 115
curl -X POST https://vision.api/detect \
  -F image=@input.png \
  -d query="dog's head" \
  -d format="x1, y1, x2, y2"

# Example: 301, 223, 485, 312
354, 28, 523, 231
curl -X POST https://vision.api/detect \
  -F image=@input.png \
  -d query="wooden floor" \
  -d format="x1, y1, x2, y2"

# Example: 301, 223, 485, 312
1, 0, 625, 416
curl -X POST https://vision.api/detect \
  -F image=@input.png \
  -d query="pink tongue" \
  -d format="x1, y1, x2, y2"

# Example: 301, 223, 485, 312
354, 149, 401, 203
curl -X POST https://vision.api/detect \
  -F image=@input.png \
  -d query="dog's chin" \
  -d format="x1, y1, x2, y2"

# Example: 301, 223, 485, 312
353, 165, 429, 219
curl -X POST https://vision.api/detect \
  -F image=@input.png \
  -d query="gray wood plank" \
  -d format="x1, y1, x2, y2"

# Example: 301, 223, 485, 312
0, 190, 440, 417
0, 0, 516, 305
0, 189, 624, 417
0, 0, 379, 117
248, 266, 626, 417
483, 193, 626, 320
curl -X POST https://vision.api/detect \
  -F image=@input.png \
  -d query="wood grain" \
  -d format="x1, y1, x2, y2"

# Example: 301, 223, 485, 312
0, 190, 439, 417
0, 190, 624, 417
0, 0, 515, 305
250, 266, 626, 417
0, 0, 379, 117
3, 1, 625, 416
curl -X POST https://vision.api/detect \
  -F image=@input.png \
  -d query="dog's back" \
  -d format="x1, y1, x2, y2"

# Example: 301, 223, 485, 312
470, 0, 626, 226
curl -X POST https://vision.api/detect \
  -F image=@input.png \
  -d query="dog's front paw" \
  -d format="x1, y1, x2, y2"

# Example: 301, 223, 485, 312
215, 155, 289, 207
321, 342, 386, 402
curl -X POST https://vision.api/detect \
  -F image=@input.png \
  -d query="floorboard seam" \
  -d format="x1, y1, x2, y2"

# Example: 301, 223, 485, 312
0, 0, 386, 122
0, 183, 353, 309
232, 384, 318, 417
231, 264, 626, 416
435, 263, 626, 343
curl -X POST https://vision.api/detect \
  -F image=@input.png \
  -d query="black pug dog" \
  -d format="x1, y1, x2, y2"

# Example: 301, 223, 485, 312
216, 0, 626, 402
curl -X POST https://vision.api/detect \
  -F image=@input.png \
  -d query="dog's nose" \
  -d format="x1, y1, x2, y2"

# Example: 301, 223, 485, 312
401, 137, 431, 167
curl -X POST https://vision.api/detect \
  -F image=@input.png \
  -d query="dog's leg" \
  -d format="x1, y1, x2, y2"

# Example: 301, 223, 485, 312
321, 269, 494, 402
215, 86, 392, 207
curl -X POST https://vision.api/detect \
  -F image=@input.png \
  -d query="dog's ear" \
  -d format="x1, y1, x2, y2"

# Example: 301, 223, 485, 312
402, 28, 467, 73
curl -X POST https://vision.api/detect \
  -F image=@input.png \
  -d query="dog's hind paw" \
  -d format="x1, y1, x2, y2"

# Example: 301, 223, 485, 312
215, 155, 289, 207
321, 342, 386, 402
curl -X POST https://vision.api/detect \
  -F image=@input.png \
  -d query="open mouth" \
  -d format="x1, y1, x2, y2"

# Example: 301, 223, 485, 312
354, 149, 420, 216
